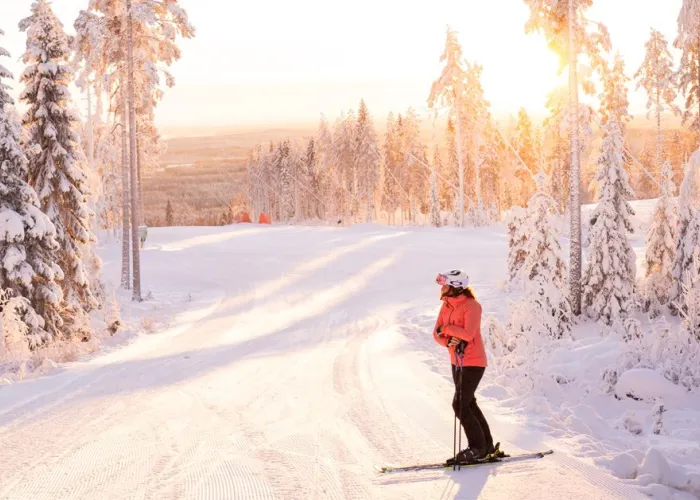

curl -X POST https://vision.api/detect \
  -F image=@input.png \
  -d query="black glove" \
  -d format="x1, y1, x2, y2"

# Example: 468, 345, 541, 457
448, 337, 467, 355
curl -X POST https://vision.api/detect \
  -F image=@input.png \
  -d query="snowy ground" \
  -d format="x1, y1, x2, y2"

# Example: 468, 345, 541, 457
0, 214, 694, 499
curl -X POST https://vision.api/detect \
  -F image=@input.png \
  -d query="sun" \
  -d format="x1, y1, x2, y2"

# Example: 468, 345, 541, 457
480, 34, 566, 120
450, 2, 568, 121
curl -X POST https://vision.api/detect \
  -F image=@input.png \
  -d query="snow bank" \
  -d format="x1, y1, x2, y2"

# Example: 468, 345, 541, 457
615, 368, 688, 403
0, 235, 218, 384
485, 317, 700, 499
606, 448, 700, 499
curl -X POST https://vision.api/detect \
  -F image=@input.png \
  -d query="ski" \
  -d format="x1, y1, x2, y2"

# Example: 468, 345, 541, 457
374, 449, 553, 474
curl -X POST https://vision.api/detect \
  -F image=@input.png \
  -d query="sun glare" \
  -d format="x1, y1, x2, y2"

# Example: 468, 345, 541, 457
483, 36, 565, 119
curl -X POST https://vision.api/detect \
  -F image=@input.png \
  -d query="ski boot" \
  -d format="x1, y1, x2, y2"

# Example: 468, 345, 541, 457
446, 446, 488, 466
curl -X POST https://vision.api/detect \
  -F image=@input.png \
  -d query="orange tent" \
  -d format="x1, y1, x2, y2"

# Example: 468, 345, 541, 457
235, 211, 252, 223
258, 213, 271, 224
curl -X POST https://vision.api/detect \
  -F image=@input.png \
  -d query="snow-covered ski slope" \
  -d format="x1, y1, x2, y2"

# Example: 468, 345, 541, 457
0, 221, 655, 499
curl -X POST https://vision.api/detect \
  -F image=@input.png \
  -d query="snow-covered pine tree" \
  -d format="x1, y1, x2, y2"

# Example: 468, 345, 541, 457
678, 257, 700, 341
515, 108, 536, 204
428, 26, 467, 227
506, 206, 529, 286
441, 117, 459, 216
522, 173, 567, 282
246, 150, 260, 221
430, 145, 441, 227
461, 61, 491, 222
670, 149, 700, 314
381, 112, 401, 224
599, 51, 632, 201
72, 11, 108, 307
635, 138, 659, 199
72, 11, 106, 208
276, 140, 293, 221
635, 28, 679, 186
86, 0, 193, 299
524, 0, 611, 316
644, 160, 677, 317
300, 137, 316, 219
518, 172, 573, 339
0, 27, 63, 347
288, 140, 303, 221
355, 99, 380, 223
246, 148, 270, 217
94, 128, 121, 234
333, 111, 356, 221
315, 115, 333, 220
544, 89, 570, 213
675, 0, 700, 141
82, 0, 130, 289
401, 108, 428, 224
165, 199, 174, 226
582, 117, 637, 325
516, 108, 536, 173
0, 288, 33, 359
20, 0, 99, 338
600, 53, 632, 132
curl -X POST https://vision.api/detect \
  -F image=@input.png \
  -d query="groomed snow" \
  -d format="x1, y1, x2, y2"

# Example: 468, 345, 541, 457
0, 218, 692, 499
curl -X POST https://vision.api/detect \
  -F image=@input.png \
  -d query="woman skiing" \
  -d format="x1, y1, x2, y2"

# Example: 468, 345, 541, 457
433, 269, 495, 465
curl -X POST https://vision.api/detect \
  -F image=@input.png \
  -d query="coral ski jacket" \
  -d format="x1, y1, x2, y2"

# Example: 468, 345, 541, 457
433, 295, 487, 367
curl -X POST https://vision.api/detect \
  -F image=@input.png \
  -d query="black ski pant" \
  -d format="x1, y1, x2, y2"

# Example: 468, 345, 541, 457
451, 365, 493, 452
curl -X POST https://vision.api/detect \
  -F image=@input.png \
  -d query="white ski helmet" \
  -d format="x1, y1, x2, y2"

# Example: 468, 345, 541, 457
435, 269, 470, 288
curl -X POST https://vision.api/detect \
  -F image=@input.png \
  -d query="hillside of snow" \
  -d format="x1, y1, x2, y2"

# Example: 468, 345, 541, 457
1, 206, 698, 499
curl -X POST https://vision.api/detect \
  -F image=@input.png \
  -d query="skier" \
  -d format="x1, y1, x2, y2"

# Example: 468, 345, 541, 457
433, 270, 494, 465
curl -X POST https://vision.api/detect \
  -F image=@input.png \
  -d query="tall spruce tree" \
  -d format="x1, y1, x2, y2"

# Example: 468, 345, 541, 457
355, 99, 380, 223
429, 27, 467, 226
165, 199, 174, 226
600, 53, 631, 133
515, 108, 537, 204
382, 112, 401, 224
0, 26, 63, 347
670, 148, 700, 314
635, 29, 679, 186
675, 0, 700, 141
581, 118, 636, 325
644, 160, 677, 317
520, 172, 573, 339
524, 0, 611, 315
20, 0, 98, 338
430, 146, 442, 227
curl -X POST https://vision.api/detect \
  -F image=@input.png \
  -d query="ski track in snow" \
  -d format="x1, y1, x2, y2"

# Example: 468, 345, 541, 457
0, 225, 648, 499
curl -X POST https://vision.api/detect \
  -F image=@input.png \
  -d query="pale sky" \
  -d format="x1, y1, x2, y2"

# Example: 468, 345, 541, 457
0, 0, 683, 127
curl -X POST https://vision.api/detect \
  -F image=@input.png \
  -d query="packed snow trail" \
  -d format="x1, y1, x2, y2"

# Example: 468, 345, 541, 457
0, 225, 646, 499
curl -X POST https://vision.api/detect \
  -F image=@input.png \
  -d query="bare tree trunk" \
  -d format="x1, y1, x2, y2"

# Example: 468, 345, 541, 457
0, 297, 6, 360
127, 0, 142, 302
87, 85, 94, 173
294, 160, 301, 221
455, 100, 465, 227
137, 127, 145, 225
697, 45, 700, 146
656, 90, 662, 191
568, 0, 582, 316
429, 157, 440, 227
120, 78, 130, 289
85, 84, 98, 234
475, 156, 483, 212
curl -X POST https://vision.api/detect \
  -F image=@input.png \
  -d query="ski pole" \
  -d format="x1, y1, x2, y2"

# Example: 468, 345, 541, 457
457, 348, 463, 470
452, 339, 459, 470
453, 393, 458, 470
456, 341, 466, 471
